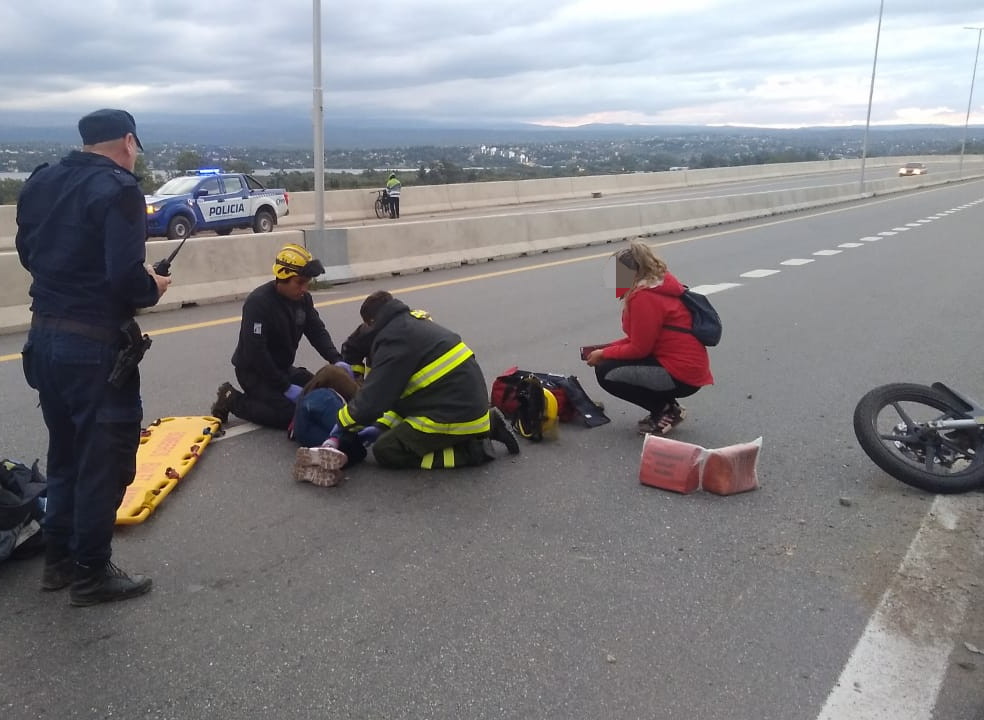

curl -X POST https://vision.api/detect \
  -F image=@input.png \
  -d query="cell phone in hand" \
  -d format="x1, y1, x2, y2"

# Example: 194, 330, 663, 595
580, 344, 605, 361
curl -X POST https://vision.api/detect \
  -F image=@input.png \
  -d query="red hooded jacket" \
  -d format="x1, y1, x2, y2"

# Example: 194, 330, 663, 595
602, 271, 714, 387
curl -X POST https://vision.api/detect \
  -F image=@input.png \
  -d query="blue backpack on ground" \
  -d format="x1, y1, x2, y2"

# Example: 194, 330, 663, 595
664, 287, 722, 347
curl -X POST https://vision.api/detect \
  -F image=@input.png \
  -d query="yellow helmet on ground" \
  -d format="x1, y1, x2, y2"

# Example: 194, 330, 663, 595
541, 389, 560, 439
273, 243, 325, 280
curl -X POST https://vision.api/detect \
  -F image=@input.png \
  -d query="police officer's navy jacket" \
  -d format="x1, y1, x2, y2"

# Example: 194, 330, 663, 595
338, 298, 490, 435
231, 280, 341, 392
15, 151, 159, 330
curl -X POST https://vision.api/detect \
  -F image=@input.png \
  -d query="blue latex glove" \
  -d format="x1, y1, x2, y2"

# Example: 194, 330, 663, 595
357, 426, 382, 446
283, 384, 304, 402
328, 423, 343, 439
334, 361, 355, 379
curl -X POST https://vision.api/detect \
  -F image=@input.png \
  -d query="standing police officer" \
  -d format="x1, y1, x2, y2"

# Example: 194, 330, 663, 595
16, 108, 171, 607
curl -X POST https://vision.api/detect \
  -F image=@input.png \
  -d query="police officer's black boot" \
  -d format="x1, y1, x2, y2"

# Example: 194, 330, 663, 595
40, 543, 75, 591
69, 561, 153, 607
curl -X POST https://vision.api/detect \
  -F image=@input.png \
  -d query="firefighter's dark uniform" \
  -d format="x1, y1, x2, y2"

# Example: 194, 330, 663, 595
336, 299, 493, 469
228, 280, 342, 429
16, 151, 161, 569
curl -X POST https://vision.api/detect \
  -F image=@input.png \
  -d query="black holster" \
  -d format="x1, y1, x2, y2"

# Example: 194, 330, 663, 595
107, 319, 152, 389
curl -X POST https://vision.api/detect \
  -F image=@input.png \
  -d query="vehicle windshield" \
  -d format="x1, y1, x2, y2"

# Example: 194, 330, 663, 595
154, 177, 203, 196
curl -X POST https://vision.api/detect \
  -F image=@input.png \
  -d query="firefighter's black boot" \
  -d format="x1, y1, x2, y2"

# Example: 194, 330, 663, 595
489, 407, 520, 455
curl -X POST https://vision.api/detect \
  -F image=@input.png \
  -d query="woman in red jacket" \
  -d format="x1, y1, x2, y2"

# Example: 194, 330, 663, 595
585, 240, 713, 435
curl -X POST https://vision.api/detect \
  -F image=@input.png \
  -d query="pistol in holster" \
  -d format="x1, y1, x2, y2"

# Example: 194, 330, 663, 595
107, 319, 152, 389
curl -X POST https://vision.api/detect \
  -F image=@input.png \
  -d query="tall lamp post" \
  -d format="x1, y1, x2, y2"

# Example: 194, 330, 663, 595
959, 26, 983, 179
859, 0, 885, 192
311, 0, 325, 247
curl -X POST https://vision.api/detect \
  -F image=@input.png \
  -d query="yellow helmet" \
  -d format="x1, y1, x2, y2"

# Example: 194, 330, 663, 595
541, 389, 560, 439
273, 243, 325, 280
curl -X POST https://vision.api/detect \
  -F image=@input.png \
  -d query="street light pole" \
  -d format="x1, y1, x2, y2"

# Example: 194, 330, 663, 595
311, 0, 325, 245
959, 26, 983, 179
859, 0, 885, 192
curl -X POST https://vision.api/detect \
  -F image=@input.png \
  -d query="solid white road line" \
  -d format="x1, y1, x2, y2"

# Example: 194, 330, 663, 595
817, 494, 984, 720
212, 422, 262, 441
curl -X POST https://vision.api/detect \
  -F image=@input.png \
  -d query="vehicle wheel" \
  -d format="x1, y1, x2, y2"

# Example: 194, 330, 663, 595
253, 210, 275, 233
167, 215, 192, 240
853, 383, 984, 494
215, 227, 233, 236
374, 197, 386, 219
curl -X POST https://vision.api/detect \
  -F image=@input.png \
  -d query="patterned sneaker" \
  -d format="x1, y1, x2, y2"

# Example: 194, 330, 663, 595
655, 404, 687, 435
210, 382, 240, 424
293, 446, 347, 487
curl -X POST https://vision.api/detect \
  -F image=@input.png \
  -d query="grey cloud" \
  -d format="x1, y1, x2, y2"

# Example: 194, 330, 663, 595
1, 1, 982, 127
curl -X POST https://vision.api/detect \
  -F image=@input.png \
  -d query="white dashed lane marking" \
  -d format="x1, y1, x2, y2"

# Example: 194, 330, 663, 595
859, 236, 882, 242
688, 282, 741, 295
780, 259, 814, 266
739, 269, 780, 278
891, 227, 911, 231
813, 250, 842, 256
838, 243, 864, 248
878, 231, 898, 236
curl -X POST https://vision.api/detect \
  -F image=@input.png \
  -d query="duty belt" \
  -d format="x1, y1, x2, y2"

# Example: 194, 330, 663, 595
30, 315, 121, 344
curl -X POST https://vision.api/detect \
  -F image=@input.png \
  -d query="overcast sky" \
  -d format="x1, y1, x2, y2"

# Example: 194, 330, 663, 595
1, 1, 983, 128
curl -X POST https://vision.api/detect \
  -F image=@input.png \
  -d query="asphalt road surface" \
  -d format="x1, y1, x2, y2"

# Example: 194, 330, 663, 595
1, 179, 983, 720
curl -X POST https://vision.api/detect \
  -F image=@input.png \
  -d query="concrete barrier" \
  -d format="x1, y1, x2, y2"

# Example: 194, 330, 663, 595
2, 157, 983, 334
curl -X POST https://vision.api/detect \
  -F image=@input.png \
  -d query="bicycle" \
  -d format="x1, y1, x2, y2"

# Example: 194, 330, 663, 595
853, 381, 984, 494
371, 189, 389, 219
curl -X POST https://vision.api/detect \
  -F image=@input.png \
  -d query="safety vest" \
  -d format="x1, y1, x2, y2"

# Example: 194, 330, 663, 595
338, 341, 489, 435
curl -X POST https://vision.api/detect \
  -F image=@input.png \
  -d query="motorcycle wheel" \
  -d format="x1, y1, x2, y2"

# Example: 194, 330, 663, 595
853, 382, 984, 494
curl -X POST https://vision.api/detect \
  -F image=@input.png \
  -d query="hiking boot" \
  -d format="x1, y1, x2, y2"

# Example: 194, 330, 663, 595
489, 407, 520, 455
293, 445, 347, 487
655, 403, 687, 435
69, 561, 153, 607
210, 382, 240, 424
40, 546, 75, 592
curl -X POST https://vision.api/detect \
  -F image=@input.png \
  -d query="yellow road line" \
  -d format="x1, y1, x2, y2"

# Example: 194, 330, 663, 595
3, 182, 978, 363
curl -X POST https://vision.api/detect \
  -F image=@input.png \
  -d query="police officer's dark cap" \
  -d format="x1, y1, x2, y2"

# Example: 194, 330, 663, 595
78, 108, 143, 151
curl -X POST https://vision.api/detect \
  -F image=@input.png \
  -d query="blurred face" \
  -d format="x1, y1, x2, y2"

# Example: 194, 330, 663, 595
276, 275, 311, 301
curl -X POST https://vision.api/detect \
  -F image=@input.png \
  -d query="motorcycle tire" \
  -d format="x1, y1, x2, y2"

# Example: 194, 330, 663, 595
853, 382, 984, 494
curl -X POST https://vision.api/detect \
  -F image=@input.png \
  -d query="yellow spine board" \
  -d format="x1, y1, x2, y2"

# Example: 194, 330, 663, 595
115, 416, 221, 525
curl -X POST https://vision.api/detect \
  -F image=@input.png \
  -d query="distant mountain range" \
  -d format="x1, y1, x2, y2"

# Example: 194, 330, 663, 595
0, 111, 980, 149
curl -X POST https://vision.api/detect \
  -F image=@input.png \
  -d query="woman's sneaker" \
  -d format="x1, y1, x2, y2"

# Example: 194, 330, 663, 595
637, 414, 658, 436
655, 404, 687, 435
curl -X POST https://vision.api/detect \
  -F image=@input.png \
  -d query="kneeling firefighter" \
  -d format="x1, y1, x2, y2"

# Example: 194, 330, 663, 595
322, 291, 520, 471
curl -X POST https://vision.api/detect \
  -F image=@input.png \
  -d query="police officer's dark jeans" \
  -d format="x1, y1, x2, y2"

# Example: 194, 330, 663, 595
595, 358, 700, 416
234, 366, 313, 429
372, 422, 489, 469
23, 328, 141, 568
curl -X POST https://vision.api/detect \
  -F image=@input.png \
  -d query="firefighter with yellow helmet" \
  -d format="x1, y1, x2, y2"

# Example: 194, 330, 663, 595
210, 243, 350, 429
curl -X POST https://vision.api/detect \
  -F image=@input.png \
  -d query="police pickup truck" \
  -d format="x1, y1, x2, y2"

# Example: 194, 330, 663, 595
145, 169, 289, 240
